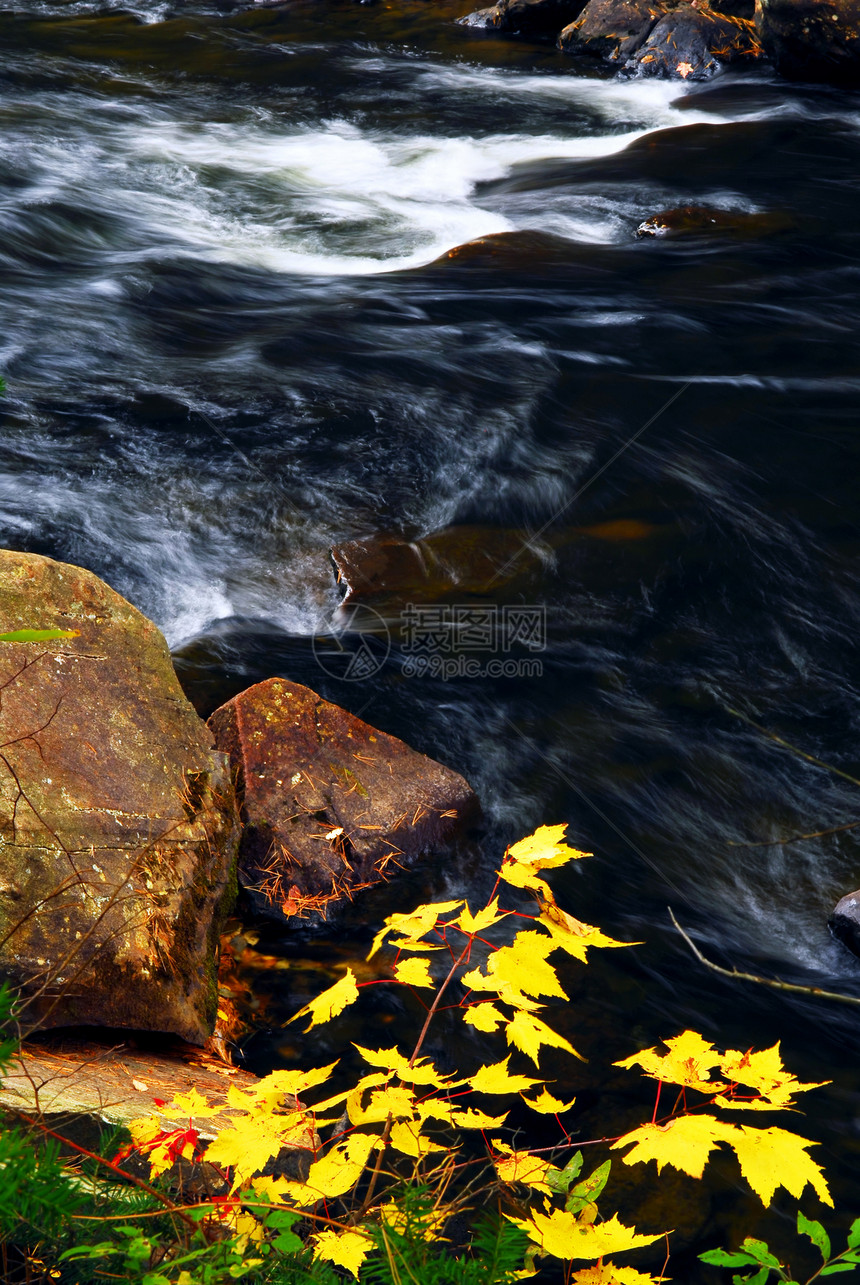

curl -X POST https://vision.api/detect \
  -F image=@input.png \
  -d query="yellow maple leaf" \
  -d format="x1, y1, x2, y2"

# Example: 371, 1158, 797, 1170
573, 1266, 666, 1284
470, 1056, 543, 1096
368, 900, 464, 958
463, 1003, 507, 1032
353, 1044, 452, 1087
614, 1030, 726, 1093
389, 1119, 448, 1157
454, 1106, 510, 1128
313, 1228, 374, 1279
205, 1114, 292, 1190
498, 865, 554, 898
463, 932, 568, 1010
169, 1087, 215, 1117
522, 1088, 576, 1114
298, 1133, 381, 1202
493, 1141, 560, 1194
716, 1043, 828, 1110
289, 968, 359, 1032
726, 1124, 832, 1207
539, 900, 634, 963
506, 1009, 584, 1067
393, 957, 435, 988
507, 825, 590, 869
509, 1209, 664, 1261
244, 1062, 340, 1110
612, 1114, 737, 1179
455, 898, 510, 935
348, 1083, 416, 1126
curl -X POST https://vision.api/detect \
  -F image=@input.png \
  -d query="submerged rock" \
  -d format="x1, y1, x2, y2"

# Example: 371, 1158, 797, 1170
331, 525, 549, 608
635, 205, 795, 237
829, 889, 860, 958
460, 0, 587, 37
0, 551, 239, 1044
332, 520, 658, 610
756, 0, 860, 85
629, 3, 762, 75
559, 0, 672, 61
208, 678, 480, 923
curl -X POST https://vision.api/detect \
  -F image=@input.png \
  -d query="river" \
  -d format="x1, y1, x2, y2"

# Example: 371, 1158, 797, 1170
1, 0, 860, 1272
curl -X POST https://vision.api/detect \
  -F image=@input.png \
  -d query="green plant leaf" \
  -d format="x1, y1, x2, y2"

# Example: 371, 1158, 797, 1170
820, 1267, 858, 1277
740, 1239, 781, 1269
733, 1268, 771, 1285
566, 1159, 611, 1212
0, 627, 79, 642
274, 1231, 305, 1254
798, 1211, 831, 1260
546, 1150, 584, 1194
849, 1222, 860, 1251
701, 1250, 762, 1267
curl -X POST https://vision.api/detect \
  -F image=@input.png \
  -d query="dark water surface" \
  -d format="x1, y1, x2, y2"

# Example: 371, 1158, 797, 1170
2, 0, 860, 1270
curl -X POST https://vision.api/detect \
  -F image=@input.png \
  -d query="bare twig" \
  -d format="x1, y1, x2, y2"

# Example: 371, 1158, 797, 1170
668, 907, 860, 1008
728, 819, 860, 848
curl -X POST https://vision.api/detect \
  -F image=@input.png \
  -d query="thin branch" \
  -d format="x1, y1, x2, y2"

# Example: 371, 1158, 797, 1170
668, 907, 860, 1008
724, 705, 860, 790
728, 819, 860, 848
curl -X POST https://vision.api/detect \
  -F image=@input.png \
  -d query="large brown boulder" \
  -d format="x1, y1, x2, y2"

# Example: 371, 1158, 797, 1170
628, 3, 762, 75
208, 678, 480, 922
0, 552, 240, 1044
559, 0, 673, 60
756, 0, 860, 83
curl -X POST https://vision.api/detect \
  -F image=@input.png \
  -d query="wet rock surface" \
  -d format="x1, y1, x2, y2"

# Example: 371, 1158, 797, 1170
756, 0, 860, 84
559, 0, 672, 61
629, 3, 762, 76
208, 678, 480, 923
635, 205, 795, 236
0, 551, 240, 1045
829, 888, 860, 958
331, 525, 549, 608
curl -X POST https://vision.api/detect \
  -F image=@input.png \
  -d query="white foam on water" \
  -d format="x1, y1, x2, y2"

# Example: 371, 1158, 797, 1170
107, 74, 725, 275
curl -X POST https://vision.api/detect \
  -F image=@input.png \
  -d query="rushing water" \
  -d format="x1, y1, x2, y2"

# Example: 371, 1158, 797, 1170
2, 0, 860, 1270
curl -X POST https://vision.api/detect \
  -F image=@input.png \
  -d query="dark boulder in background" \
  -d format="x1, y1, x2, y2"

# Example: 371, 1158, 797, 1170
756, 0, 860, 84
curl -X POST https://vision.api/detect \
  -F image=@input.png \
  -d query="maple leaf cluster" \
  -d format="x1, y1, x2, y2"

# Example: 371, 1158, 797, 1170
121, 826, 831, 1283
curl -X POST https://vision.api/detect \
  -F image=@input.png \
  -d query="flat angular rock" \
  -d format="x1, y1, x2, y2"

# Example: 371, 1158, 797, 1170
208, 678, 480, 922
628, 3, 762, 75
460, 0, 587, 37
0, 1035, 315, 1192
0, 551, 240, 1044
559, 0, 672, 59
756, 0, 860, 84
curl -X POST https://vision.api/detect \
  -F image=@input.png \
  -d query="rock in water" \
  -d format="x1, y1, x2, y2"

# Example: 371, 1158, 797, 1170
635, 205, 795, 237
208, 678, 480, 923
559, 0, 672, 61
756, 0, 860, 85
0, 551, 239, 1044
629, 3, 762, 75
331, 525, 550, 609
460, 0, 587, 36
829, 889, 860, 958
